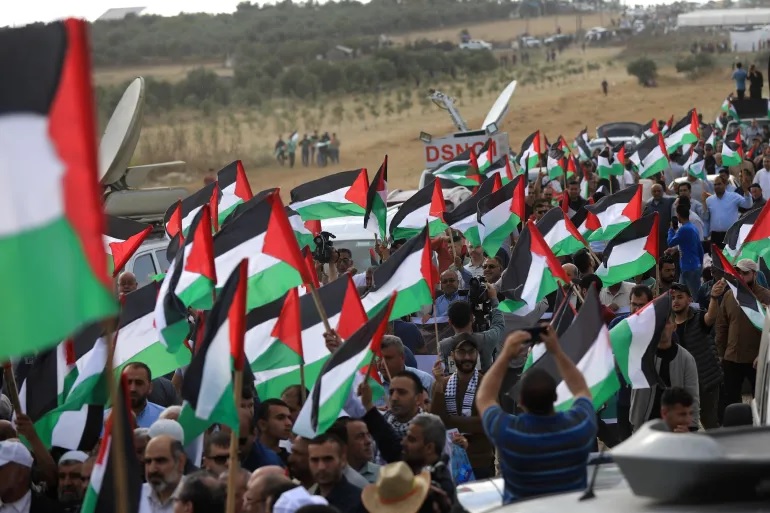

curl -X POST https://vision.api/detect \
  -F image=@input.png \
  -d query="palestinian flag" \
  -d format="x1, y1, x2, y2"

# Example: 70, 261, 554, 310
575, 128, 591, 161
610, 291, 670, 389
730, 201, 770, 262
364, 156, 388, 240
585, 184, 643, 242
219, 188, 279, 230
642, 119, 659, 138
665, 109, 700, 154
164, 161, 254, 237
0, 20, 118, 360
289, 168, 369, 220
475, 139, 497, 174
477, 175, 526, 256
16, 323, 106, 451
499, 220, 568, 315
293, 293, 395, 438
722, 130, 744, 167
287, 207, 315, 251
704, 126, 718, 148
519, 130, 542, 170
429, 148, 481, 187
80, 375, 142, 513
612, 142, 627, 173
713, 246, 767, 330
631, 133, 669, 179
362, 225, 436, 320
208, 191, 310, 310
514, 286, 619, 411
114, 282, 191, 378
483, 156, 514, 184
104, 216, 152, 277
596, 213, 659, 286
250, 276, 355, 398
597, 146, 621, 178
661, 115, 674, 135
556, 135, 572, 157
178, 260, 246, 444
721, 97, 739, 120
682, 146, 706, 181
389, 180, 448, 240
566, 154, 578, 181
723, 208, 761, 262
523, 287, 576, 370
536, 207, 588, 257
155, 205, 216, 352
546, 148, 566, 179
444, 176, 500, 247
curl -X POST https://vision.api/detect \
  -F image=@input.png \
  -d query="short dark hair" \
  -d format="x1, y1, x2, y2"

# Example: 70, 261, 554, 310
257, 398, 289, 422
391, 370, 424, 395
177, 471, 226, 511
205, 431, 231, 456
573, 249, 593, 274
675, 202, 689, 220
750, 183, 762, 191
295, 506, 341, 513
677, 181, 691, 192
337, 248, 352, 258
567, 180, 580, 188
124, 362, 152, 382
669, 282, 692, 297
533, 198, 551, 210
737, 62, 743, 68
327, 419, 349, 445
661, 387, 694, 408
579, 273, 603, 292
630, 285, 653, 303
448, 300, 473, 328
241, 380, 255, 401
519, 368, 557, 415
659, 255, 676, 269
308, 432, 345, 451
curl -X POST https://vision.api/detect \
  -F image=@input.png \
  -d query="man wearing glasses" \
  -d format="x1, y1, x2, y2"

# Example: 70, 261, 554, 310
716, 259, 770, 406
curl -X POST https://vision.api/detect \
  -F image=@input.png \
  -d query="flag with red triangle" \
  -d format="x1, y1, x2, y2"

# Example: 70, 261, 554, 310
585, 184, 643, 241
364, 156, 389, 240
290, 168, 369, 220
596, 213, 659, 286
389, 179, 448, 239
104, 216, 152, 277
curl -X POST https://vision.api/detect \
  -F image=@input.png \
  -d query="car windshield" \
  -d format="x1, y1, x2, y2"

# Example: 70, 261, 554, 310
597, 123, 643, 139
731, 119, 770, 141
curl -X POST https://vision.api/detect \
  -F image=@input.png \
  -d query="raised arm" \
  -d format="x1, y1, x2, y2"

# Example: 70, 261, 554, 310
541, 324, 591, 400
476, 331, 531, 416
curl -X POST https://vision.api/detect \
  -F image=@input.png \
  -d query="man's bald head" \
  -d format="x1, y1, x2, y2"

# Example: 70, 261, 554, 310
562, 263, 578, 282
248, 465, 285, 487
118, 272, 138, 295
651, 183, 663, 199
244, 471, 293, 513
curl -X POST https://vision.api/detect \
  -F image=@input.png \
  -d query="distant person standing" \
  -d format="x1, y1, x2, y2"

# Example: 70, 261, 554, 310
287, 134, 297, 168
601, 79, 608, 96
732, 62, 748, 100
749, 64, 764, 100
310, 130, 319, 166
300, 134, 311, 166
330, 133, 340, 163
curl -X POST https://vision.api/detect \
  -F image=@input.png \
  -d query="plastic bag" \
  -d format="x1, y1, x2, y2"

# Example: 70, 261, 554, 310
450, 443, 476, 484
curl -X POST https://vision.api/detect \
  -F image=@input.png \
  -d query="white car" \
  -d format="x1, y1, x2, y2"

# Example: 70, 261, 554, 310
521, 36, 542, 48
459, 40, 492, 50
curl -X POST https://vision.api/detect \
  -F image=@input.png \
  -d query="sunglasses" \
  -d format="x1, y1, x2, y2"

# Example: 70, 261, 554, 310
208, 455, 230, 465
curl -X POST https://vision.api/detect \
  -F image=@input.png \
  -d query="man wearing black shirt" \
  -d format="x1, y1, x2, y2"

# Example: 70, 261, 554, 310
308, 434, 365, 513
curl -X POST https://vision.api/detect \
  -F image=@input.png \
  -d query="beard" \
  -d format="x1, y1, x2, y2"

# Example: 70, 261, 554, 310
148, 469, 180, 494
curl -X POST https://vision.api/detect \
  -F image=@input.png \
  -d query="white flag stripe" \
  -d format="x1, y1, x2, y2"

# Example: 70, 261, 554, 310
196, 320, 232, 419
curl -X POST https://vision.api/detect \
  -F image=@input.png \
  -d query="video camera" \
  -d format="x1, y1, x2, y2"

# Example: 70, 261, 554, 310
465, 276, 493, 332
312, 231, 336, 264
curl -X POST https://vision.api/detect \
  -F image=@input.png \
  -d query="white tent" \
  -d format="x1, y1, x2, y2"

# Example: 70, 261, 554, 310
677, 8, 770, 27
730, 27, 770, 52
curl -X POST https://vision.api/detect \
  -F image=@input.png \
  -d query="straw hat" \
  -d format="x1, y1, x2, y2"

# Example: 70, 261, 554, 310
361, 461, 431, 513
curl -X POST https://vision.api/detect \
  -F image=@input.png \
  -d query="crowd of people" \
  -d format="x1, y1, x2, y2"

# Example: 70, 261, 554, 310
274, 132, 341, 169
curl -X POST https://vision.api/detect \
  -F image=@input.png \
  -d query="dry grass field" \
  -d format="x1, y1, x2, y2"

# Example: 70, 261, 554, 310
95, 62, 233, 86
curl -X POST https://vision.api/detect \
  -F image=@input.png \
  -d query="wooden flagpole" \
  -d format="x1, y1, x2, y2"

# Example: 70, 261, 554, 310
308, 283, 332, 332
103, 318, 129, 513
226, 368, 244, 513
445, 228, 458, 265
2, 363, 21, 415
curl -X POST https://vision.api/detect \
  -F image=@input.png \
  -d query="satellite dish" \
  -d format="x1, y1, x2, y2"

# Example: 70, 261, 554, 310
99, 77, 145, 185
482, 80, 517, 131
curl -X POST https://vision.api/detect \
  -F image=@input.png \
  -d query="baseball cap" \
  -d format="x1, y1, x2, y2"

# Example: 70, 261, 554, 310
272, 485, 328, 513
453, 333, 478, 352
58, 450, 89, 464
736, 259, 759, 273
0, 440, 33, 468
669, 282, 691, 297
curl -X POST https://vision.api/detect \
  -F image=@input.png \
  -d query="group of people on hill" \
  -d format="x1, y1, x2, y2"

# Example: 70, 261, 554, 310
275, 132, 341, 169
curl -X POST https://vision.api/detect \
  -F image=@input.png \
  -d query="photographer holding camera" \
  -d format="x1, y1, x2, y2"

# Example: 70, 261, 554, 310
313, 231, 367, 287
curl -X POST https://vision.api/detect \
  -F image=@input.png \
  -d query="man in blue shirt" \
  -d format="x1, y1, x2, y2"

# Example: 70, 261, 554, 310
477, 327, 597, 503
704, 174, 752, 247
668, 203, 705, 300
123, 362, 165, 428
732, 62, 748, 99
433, 270, 463, 318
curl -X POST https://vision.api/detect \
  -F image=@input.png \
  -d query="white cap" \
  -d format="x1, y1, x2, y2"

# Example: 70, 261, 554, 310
0, 440, 33, 468
148, 419, 185, 444
272, 486, 328, 513
58, 450, 89, 464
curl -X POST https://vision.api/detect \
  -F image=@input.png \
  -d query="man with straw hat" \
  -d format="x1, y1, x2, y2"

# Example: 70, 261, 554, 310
361, 462, 435, 513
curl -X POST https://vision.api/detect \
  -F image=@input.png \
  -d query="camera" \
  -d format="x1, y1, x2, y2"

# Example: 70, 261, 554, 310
468, 276, 492, 331
312, 231, 336, 264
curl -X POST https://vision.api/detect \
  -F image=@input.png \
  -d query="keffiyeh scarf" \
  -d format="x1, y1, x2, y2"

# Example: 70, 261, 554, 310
444, 369, 479, 417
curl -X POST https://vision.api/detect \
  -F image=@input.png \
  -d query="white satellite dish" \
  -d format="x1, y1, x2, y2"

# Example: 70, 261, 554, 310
99, 77, 145, 185
482, 79, 517, 131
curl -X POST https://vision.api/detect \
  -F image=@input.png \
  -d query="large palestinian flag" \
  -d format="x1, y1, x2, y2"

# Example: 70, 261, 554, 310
389, 180, 448, 240
475, 139, 498, 175
293, 293, 395, 438
444, 175, 500, 247
546, 148, 566, 179
681, 146, 706, 181
0, 20, 118, 360
287, 207, 316, 251
519, 130, 543, 170
729, 200, 770, 263
514, 286, 619, 411
362, 226, 437, 320
104, 216, 152, 277
723, 207, 763, 262
430, 148, 482, 187
575, 128, 591, 161
289, 168, 369, 220
523, 287, 576, 370
80, 375, 142, 513
665, 109, 700, 153
477, 174, 525, 256
596, 213, 659, 286
610, 290, 670, 389
722, 130, 744, 167
536, 207, 587, 257
178, 260, 246, 444
16, 323, 106, 451
164, 160, 254, 237
585, 184, 643, 242
632, 133, 669, 179
483, 156, 514, 184
364, 156, 388, 240
499, 220, 568, 315
642, 118, 659, 138
712, 246, 766, 330
597, 144, 622, 178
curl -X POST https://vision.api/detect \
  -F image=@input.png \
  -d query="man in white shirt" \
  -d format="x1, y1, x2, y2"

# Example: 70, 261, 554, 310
599, 280, 636, 313
0, 440, 62, 513
753, 155, 770, 200
140, 435, 186, 513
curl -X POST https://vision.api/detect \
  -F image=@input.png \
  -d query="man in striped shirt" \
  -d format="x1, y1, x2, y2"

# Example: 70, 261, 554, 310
477, 327, 597, 503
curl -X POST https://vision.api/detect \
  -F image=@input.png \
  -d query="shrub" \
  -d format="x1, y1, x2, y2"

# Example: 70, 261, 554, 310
675, 53, 715, 78
627, 57, 657, 86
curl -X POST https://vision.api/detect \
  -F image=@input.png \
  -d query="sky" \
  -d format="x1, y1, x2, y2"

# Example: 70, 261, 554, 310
2, 0, 688, 28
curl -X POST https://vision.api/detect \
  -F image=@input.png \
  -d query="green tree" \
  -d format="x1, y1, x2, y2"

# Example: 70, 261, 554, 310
627, 58, 658, 86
